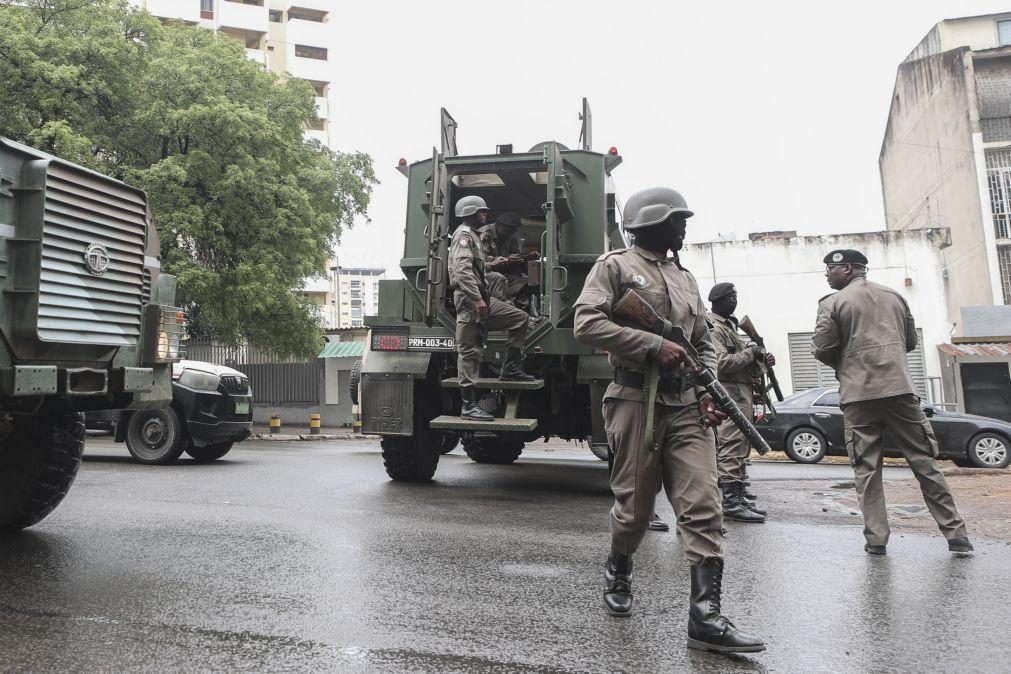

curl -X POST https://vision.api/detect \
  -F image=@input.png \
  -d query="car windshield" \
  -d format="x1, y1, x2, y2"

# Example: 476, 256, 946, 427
813, 391, 840, 407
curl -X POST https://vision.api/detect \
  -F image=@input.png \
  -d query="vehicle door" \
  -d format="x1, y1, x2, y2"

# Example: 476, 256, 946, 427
809, 390, 845, 449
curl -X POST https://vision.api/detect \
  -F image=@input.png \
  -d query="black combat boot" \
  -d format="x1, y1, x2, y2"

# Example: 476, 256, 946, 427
720, 481, 765, 523
603, 550, 633, 617
738, 483, 767, 517
460, 386, 494, 421
648, 512, 670, 531
687, 559, 766, 653
500, 347, 535, 382
743, 485, 758, 501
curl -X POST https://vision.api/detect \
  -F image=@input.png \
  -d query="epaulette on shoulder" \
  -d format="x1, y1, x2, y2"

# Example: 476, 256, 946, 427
597, 248, 629, 262
818, 292, 834, 303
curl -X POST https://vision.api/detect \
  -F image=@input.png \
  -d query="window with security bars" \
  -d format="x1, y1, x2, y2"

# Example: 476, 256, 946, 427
788, 330, 927, 397
999, 246, 1011, 304
986, 149, 1011, 240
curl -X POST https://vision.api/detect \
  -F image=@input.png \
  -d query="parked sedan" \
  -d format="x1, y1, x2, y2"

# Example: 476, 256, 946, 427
755, 387, 1011, 469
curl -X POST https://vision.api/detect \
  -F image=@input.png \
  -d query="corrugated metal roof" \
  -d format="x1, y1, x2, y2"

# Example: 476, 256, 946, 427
318, 341, 365, 359
938, 343, 1011, 357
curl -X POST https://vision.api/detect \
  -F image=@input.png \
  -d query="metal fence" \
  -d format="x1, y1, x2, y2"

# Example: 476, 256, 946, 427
186, 339, 319, 405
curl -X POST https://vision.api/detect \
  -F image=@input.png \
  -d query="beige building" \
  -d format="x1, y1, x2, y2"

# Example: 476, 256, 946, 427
880, 13, 1011, 330
131, 0, 333, 145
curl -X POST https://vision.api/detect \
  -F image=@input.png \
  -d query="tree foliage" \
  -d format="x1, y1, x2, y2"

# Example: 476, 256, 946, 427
0, 0, 377, 358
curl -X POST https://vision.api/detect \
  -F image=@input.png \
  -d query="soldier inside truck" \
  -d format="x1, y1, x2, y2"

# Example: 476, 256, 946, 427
444, 168, 547, 318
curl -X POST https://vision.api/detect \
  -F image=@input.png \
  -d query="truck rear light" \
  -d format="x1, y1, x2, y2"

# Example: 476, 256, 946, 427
375, 335, 407, 351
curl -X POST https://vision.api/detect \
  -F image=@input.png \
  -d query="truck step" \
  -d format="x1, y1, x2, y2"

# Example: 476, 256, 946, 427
440, 377, 544, 390
429, 416, 538, 432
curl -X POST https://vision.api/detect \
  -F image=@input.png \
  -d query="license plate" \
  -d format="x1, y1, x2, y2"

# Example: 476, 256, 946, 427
408, 336, 455, 351
234, 402, 249, 415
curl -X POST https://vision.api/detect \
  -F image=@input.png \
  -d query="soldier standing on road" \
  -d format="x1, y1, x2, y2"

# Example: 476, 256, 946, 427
812, 249, 973, 556
707, 282, 770, 523
448, 196, 534, 422
574, 187, 765, 654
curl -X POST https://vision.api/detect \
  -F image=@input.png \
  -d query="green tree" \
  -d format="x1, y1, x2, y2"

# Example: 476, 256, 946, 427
0, 0, 377, 358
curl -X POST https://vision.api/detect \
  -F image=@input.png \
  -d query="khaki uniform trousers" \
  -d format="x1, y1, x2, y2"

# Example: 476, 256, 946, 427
843, 394, 968, 546
605, 399, 724, 565
454, 292, 528, 388
486, 271, 528, 303
716, 384, 753, 483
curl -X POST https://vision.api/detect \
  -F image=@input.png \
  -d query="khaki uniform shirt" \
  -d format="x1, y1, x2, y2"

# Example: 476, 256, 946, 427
448, 224, 486, 321
708, 312, 758, 404
812, 277, 917, 405
478, 224, 521, 259
573, 246, 716, 406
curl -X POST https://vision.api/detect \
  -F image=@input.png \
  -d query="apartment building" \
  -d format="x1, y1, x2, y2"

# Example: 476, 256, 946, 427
880, 13, 1011, 325
336, 268, 384, 329
131, 0, 333, 145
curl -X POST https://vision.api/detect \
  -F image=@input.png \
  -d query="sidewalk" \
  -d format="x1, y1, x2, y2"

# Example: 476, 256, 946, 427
249, 423, 377, 442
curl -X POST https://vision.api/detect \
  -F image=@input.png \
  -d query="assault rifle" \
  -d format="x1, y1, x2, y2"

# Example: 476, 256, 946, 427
612, 290, 772, 455
738, 315, 784, 402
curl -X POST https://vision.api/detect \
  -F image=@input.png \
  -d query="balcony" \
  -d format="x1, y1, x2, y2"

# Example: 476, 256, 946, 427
289, 52, 331, 83
219, 0, 268, 32
246, 48, 267, 66
304, 128, 328, 145
144, 0, 201, 23
314, 96, 329, 119
287, 0, 331, 12
287, 16, 330, 52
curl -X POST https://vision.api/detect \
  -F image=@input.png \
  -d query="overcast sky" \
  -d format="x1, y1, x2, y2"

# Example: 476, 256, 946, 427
323, 0, 1011, 278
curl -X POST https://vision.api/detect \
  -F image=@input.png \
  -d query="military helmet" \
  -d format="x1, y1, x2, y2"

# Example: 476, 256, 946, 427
455, 195, 490, 218
622, 187, 694, 230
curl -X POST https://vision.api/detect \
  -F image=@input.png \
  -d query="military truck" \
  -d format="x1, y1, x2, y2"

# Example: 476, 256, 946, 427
363, 100, 623, 481
0, 138, 183, 531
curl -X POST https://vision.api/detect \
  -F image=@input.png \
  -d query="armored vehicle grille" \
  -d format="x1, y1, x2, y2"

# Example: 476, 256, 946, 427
39, 165, 147, 346
220, 375, 249, 395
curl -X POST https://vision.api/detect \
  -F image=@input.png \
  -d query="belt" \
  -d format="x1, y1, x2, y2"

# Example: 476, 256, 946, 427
614, 368, 693, 394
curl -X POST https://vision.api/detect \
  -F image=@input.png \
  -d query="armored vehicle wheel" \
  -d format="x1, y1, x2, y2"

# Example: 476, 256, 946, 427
125, 407, 187, 465
440, 432, 460, 454
349, 360, 362, 406
0, 403, 86, 532
590, 443, 610, 461
185, 442, 234, 463
381, 432, 441, 482
463, 437, 523, 464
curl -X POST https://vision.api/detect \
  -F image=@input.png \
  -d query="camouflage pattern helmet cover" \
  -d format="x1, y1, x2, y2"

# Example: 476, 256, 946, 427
455, 195, 490, 218
622, 187, 694, 230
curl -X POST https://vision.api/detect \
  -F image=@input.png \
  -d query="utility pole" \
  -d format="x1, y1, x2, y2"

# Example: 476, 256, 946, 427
330, 260, 340, 329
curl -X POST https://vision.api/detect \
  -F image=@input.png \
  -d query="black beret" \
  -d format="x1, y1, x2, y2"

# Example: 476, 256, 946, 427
708, 282, 736, 302
823, 249, 868, 266
496, 212, 521, 227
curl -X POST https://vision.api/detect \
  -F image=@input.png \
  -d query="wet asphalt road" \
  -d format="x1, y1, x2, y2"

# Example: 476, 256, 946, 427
1, 439, 1008, 673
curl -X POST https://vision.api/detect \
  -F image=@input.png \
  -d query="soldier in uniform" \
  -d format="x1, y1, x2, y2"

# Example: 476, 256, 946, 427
574, 187, 764, 654
480, 212, 528, 303
449, 196, 534, 422
707, 282, 770, 523
812, 249, 973, 556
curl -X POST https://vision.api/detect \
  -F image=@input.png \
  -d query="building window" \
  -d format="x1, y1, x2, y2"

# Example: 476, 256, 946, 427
999, 20, 1011, 46
269, 9, 282, 22
201, 0, 214, 19
295, 45, 327, 60
986, 149, 1011, 240
999, 246, 1011, 305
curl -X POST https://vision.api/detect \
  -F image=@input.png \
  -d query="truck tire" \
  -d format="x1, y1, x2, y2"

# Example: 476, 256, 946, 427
185, 442, 234, 463
440, 432, 460, 454
463, 437, 523, 464
125, 407, 187, 465
381, 434, 440, 482
349, 360, 361, 406
0, 403, 86, 532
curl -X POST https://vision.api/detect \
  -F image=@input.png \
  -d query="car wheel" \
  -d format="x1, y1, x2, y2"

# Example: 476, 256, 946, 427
966, 432, 1010, 469
125, 407, 187, 465
185, 442, 234, 462
784, 428, 827, 464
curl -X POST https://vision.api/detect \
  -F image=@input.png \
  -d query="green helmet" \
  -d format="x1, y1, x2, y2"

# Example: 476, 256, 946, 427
454, 195, 490, 218
622, 187, 694, 230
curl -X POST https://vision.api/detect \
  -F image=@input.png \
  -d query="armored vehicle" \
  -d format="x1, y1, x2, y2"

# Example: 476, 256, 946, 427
0, 138, 183, 530
363, 101, 623, 481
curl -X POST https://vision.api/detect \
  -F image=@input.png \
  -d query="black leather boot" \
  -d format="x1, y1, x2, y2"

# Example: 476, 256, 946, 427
603, 550, 633, 617
743, 485, 758, 501
720, 481, 765, 523
500, 347, 535, 381
460, 386, 494, 421
648, 512, 670, 531
687, 559, 765, 653
738, 483, 767, 517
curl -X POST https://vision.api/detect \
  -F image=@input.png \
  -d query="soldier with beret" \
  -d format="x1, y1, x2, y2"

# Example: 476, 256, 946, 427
707, 282, 771, 523
812, 249, 973, 555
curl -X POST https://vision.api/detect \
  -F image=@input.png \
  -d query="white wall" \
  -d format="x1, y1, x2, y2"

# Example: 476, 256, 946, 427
680, 228, 953, 397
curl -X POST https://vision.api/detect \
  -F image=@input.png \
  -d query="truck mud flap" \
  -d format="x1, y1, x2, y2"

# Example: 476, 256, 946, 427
362, 373, 414, 436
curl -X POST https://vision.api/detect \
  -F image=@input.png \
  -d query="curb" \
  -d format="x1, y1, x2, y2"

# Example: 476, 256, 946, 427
249, 433, 379, 442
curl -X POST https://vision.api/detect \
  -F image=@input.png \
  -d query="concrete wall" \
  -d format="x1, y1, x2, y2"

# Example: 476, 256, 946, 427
879, 49, 995, 324
680, 229, 952, 398
905, 15, 1011, 63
